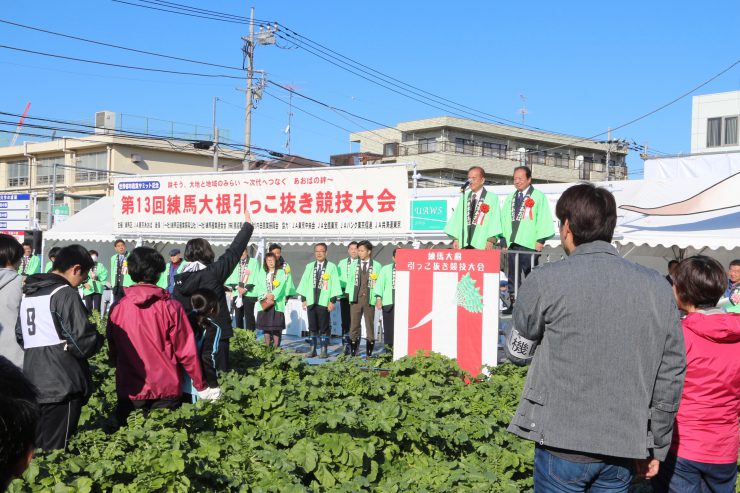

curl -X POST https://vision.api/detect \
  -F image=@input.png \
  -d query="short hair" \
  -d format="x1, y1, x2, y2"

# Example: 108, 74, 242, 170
0, 356, 39, 490
468, 166, 485, 179
730, 259, 740, 268
184, 238, 215, 264
674, 256, 726, 308
48, 246, 61, 260
263, 251, 277, 272
0, 234, 23, 267
514, 166, 532, 179
314, 242, 327, 252
555, 183, 616, 246
268, 243, 282, 253
127, 247, 166, 284
668, 260, 679, 268
52, 244, 94, 273
88, 249, 98, 256
357, 240, 373, 252
114, 239, 126, 247
348, 241, 358, 248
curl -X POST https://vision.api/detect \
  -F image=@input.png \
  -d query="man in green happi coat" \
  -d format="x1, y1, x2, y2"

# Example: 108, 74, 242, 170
500, 166, 555, 310
297, 243, 342, 358
374, 248, 396, 350
443, 166, 502, 250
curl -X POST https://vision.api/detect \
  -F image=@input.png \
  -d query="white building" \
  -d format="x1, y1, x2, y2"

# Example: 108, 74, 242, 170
691, 90, 740, 154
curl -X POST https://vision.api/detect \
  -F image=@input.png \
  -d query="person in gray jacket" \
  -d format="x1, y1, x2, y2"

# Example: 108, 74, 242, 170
506, 183, 686, 492
0, 234, 24, 368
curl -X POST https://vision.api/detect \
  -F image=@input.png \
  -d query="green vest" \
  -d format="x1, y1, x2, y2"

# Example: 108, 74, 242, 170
346, 259, 383, 304
282, 261, 297, 297
18, 256, 40, 276
501, 187, 555, 249
297, 261, 342, 307
156, 261, 187, 289
255, 269, 288, 313
226, 258, 261, 297
109, 253, 134, 288
443, 189, 503, 249
375, 263, 395, 306
82, 262, 109, 296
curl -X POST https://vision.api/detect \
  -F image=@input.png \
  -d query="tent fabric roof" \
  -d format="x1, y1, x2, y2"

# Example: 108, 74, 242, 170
44, 196, 116, 242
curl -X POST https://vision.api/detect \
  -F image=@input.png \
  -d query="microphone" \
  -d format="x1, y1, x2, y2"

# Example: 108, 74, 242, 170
459, 179, 471, 192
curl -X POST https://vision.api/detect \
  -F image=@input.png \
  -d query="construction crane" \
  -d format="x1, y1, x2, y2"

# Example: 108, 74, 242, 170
10, 102, 31, 146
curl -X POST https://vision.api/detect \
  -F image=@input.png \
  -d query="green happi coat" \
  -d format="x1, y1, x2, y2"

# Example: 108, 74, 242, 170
44, 260, 53, 273
501, 187, 555, 250
109, 253, 134, 288
374, 262, 395, 307
281, 261, 297, 297
346, 259, 383, 304
82, 262, 109, 296
18, 256, 40, 276
297, 260, 342, 307
255, 268, 288, 313
338, 256, 356, 297
226, 257, 262, 298
443, 189, 503, 249
156, 261, 188, 289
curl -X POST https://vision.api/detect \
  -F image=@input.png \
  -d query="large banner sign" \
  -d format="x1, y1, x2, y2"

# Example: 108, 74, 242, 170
113, 165, 409, 237
394, 249, 500, 376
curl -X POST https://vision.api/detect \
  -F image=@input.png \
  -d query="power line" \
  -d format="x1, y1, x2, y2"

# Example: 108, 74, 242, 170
0, 18, 245, 72
110, 0, 269, 25
0, 44, 246, 79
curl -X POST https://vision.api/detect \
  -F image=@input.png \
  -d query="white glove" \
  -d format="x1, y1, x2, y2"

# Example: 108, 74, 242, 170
197, 387, 221, 401
235, 295, 243, 308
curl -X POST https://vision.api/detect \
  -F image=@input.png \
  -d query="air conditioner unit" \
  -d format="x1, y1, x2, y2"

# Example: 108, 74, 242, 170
94, 111, 116, 135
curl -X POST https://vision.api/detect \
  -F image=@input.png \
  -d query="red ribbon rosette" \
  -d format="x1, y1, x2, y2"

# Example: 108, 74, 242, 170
524, 197, 535, 219
480, 203, 490, 213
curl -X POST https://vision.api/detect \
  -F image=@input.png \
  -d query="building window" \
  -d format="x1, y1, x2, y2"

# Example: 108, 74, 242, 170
551, 152, 568, 168
75, 152, 107, 182
35, 156, 65, 185
455, 138, 475, 155
7, 159, 29, 187
707, 118, 722, 147
482, 142, 506, 158
418, 138, 436, 154
724, 117, 738, 146
73, 197, 100, 214
383, 142, 398, 157
526, 149, 545, 165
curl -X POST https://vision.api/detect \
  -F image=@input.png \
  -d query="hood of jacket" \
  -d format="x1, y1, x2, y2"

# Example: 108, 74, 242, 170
0, 267, 20, 290
22, 272, 70, 295
123, 283, 168, 307
683, 309, 740, 344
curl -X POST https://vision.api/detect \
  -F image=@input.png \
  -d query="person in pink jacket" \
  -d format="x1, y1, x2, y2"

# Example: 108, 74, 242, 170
653, 255, 740, 493
107, 247, 219, 426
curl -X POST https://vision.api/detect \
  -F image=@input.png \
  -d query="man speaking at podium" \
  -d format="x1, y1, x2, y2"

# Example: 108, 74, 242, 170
443, 166, 502, 250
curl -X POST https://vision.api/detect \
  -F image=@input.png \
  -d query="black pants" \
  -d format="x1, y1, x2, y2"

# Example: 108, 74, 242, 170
382, 305, 395, 348
83, 293, 102, 312
507, 245, 539, 291
234, 296, 257, 331
36, 397, 84, 451
307, 305, 331, 336
116, 397, 181, 425
112, 285, 125, 305
339, 297, 351, 335
216, 337, 230, 372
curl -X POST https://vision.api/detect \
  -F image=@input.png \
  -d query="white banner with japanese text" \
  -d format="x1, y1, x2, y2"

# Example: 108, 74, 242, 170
113, 165, 409, 238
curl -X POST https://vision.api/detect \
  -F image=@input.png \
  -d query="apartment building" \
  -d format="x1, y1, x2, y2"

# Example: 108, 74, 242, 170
338, 116, 629, 185
691, 90, 740, 154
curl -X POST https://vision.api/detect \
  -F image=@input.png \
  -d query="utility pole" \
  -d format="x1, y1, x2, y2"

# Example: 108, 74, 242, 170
212, 96, 219, 171
242, 8, 255, 171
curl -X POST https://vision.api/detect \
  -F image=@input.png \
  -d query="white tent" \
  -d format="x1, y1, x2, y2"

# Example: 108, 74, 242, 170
44, 196, 116, 243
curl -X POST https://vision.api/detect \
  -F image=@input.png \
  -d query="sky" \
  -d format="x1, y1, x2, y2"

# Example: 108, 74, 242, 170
1, 0, 739, 178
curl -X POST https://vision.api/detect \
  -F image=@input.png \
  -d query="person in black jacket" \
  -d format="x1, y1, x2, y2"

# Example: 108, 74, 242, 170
172, 211, 253, 371
15, 244, 104, 451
